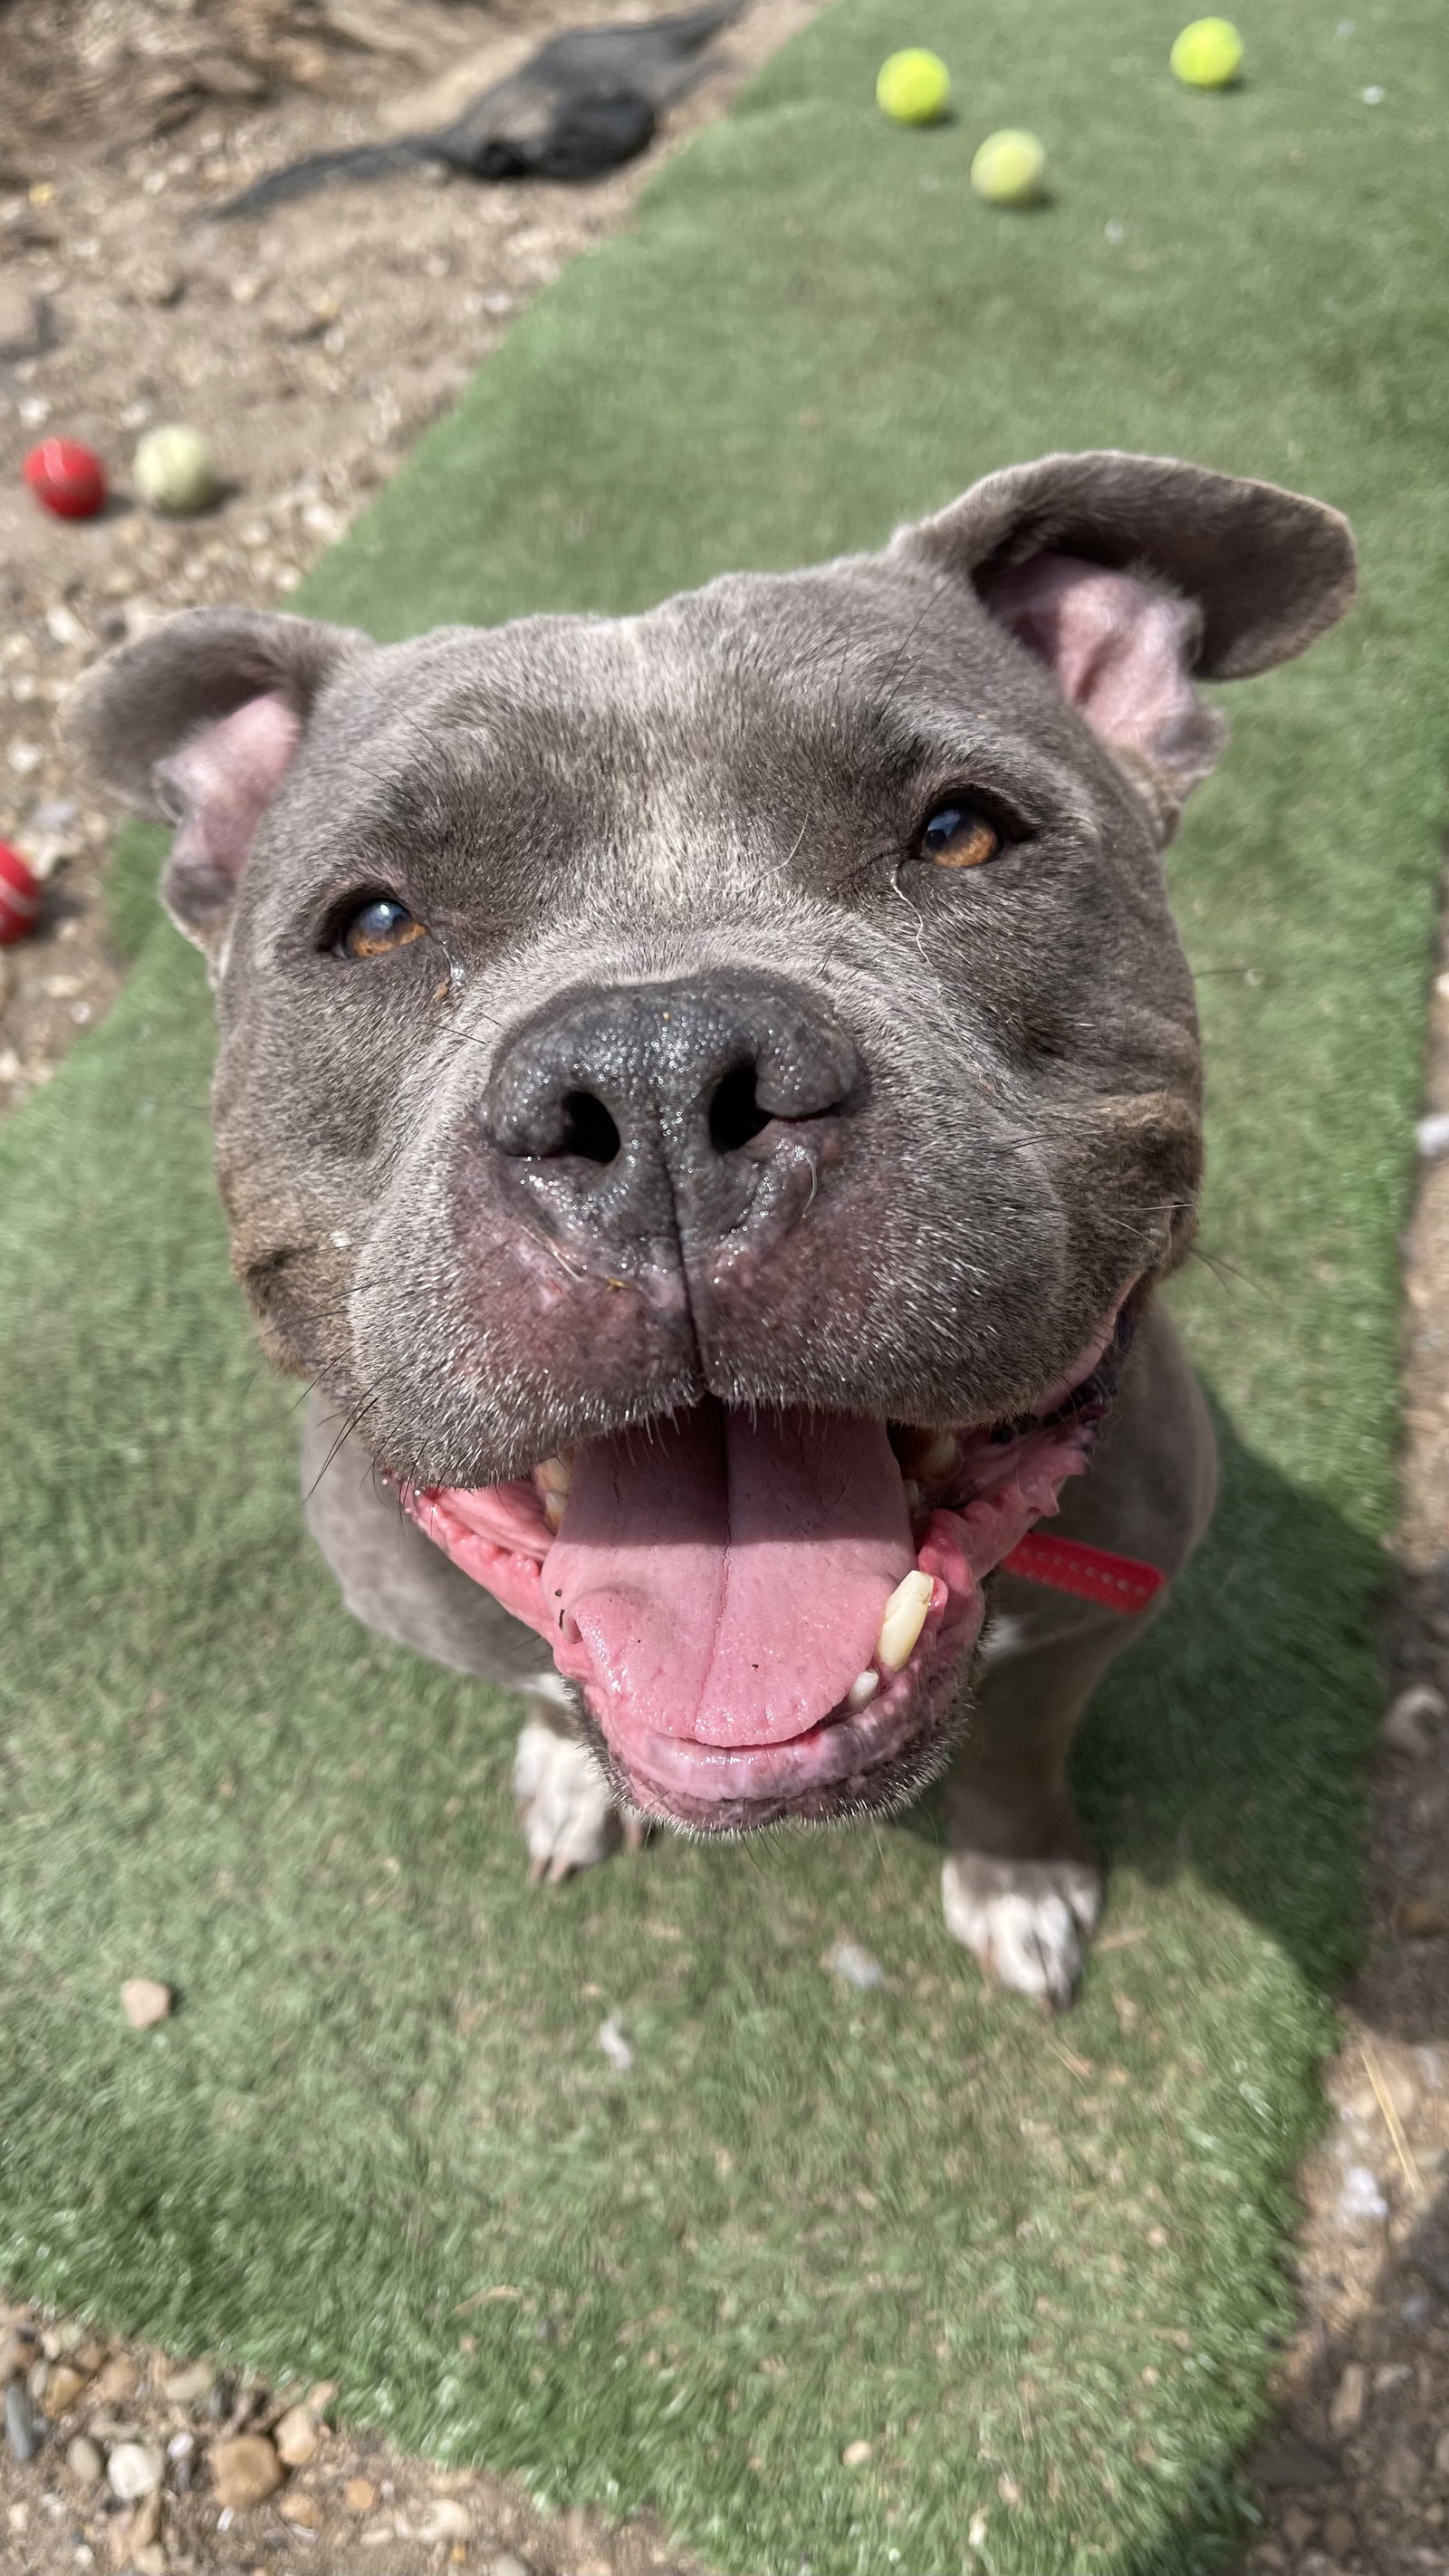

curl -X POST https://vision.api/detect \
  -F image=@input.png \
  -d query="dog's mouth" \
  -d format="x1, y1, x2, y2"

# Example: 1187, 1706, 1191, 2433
399, 1291, 1137, 1831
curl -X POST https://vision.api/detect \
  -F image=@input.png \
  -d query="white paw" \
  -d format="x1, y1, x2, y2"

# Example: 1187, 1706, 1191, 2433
941, 1851, 1102, 2011
513, 1716, 621, 1883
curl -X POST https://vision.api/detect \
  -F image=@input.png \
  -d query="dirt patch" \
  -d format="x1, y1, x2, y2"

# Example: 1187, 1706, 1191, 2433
0, 2316, 700, 2576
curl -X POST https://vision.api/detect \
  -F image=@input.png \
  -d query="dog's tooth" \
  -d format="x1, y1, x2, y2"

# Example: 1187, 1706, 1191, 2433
875, 1570, 934, 1674
542, 1491, 565, 1533
917, 1431, 960, 1484
536, 1453, 573, 1496
902, 1478, 923, 1514
847, 1669, 879, 1710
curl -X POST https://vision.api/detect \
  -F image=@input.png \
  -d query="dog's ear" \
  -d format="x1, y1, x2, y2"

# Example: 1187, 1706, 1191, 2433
892, 451, 1356, 836
69, 607, 369, 955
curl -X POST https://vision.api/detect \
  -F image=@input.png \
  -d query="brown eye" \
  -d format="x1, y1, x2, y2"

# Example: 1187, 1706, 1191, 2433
339, 897, 427, 960
917, 803, 1003, 869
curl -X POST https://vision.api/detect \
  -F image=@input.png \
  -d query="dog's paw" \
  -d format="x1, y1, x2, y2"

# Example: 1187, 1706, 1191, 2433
513, 1716, 630, 1884
940, 1850, 1102, 2011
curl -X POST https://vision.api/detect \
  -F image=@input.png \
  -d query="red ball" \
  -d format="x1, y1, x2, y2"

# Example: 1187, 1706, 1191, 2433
22, 436, 107, 521
0, 841, 41, 944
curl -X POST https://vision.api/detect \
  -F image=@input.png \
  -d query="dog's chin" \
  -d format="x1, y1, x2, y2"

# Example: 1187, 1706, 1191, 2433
393, 1289, 1140, 1835
573, 1642, 968, 1837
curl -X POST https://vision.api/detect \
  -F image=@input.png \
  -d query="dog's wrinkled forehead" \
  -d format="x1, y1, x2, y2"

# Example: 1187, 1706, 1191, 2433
280, 559, 1089, 908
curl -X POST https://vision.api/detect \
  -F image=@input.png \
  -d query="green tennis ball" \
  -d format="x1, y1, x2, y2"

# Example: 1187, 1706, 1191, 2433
876, 49, 951, 126
1169, 16, 1243, 87
133, 423, 218, 516
970, 129, 1047, 206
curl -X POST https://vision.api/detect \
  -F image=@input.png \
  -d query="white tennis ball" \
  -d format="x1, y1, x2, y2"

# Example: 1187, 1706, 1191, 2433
133, 424, 218, 516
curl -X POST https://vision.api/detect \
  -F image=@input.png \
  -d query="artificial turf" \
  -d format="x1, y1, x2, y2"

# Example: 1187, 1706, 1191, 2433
2, 1, 1444, 2568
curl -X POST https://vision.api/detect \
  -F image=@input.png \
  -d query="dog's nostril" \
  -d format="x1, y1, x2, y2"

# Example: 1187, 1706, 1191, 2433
559, 1089, 621, 1164
708, 1062, 772, 1155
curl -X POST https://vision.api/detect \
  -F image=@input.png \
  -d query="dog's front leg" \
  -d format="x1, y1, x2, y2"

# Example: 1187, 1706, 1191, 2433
941, 1300, 1217, 2007
513, 1686, 646, 1884
940, 1608, 1147, 2008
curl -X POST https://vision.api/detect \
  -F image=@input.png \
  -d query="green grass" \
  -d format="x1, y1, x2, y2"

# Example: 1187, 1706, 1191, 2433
3, 1, 1445, 2567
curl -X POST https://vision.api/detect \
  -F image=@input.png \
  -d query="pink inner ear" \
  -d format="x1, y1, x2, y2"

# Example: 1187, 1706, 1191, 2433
985, 553, 1204, 763
162, 690, 302, 923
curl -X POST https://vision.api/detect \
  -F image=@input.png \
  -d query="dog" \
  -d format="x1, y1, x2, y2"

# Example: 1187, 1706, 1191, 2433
74, 449, 1355, 2006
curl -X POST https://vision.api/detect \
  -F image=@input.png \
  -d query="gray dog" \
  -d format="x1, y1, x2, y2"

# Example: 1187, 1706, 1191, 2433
75, 451, 1354, 2006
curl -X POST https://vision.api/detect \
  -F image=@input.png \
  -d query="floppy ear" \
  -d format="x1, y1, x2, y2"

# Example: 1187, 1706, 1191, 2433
892, 451, 1356, 839
69, 606, 369, 956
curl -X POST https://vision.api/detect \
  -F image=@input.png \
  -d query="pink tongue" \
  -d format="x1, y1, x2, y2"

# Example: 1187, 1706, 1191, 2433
544, 1404, 914, 1746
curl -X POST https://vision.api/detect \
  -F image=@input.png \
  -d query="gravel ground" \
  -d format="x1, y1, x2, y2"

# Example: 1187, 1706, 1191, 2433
1, 8, 1445, 2571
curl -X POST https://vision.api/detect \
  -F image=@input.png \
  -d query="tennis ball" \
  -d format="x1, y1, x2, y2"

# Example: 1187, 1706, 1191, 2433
876, 49, 951, 126
133, 423, 218, 516
970, 129, 1047, 206
1169, 17, 1243, 87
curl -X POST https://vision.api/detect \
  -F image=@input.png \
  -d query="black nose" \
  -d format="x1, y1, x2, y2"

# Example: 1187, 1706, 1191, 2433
484, 973, 859, 1256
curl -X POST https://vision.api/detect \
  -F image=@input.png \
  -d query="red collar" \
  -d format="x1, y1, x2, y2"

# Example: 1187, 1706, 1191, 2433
1001, 1530, 1165, 1615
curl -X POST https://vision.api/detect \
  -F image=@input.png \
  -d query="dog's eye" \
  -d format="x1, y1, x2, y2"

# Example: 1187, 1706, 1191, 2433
916, 803, 1003, 870
338, 897, 427, 960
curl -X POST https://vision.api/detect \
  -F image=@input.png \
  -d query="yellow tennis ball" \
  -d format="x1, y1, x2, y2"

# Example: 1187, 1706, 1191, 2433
133, 423, 218, 516
1169, 17, 1243, 87
970, 129, 1047, 206
876, 48, 951, 126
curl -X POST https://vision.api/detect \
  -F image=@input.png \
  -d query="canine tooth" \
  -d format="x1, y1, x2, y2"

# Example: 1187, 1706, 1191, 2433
543, 1491, 565, 1533
875, 1570, 934, 1674
535, 1453, 573, 1495
848, 1669, 879, 1710
902, 1478, 922, 1514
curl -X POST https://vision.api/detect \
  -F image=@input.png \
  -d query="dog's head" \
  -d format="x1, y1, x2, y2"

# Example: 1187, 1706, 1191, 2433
75, 451, 1353, 1830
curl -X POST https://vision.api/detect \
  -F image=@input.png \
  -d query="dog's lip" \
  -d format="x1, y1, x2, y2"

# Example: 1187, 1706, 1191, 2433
394, 1281, 1140, 1823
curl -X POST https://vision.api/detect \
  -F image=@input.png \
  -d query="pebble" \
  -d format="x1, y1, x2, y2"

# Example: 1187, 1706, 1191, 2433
43, 2361, 89, 2417
486, 2557, 535, 2576
841, 2437, 873, 2465
1415, 1110, 1449, 1160
344, 2475, 378, 2513
5, 2378, 43, 2462
210, 2429, 283, 2508
106, 2440, 163, 2501
161, 2359, 213, 2407
1382, 1682, 1445, 1753
273, 2402, 321, 2465
1322, 2514, 1358, 2557
0, 2325, 39, 2383
419, 2497, 471, 2541
120, 1978, 173, 2029
597, 2015, 634, 2072
827, 1938, 886, 1990
279, 2491, 323, 2528
92, 2354, 141, 2407
1328, 2360, 1366, 2436
1338, 2163, 1389, 2224
65, 2434, 103, 2485
127, 2491, 162, 2552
